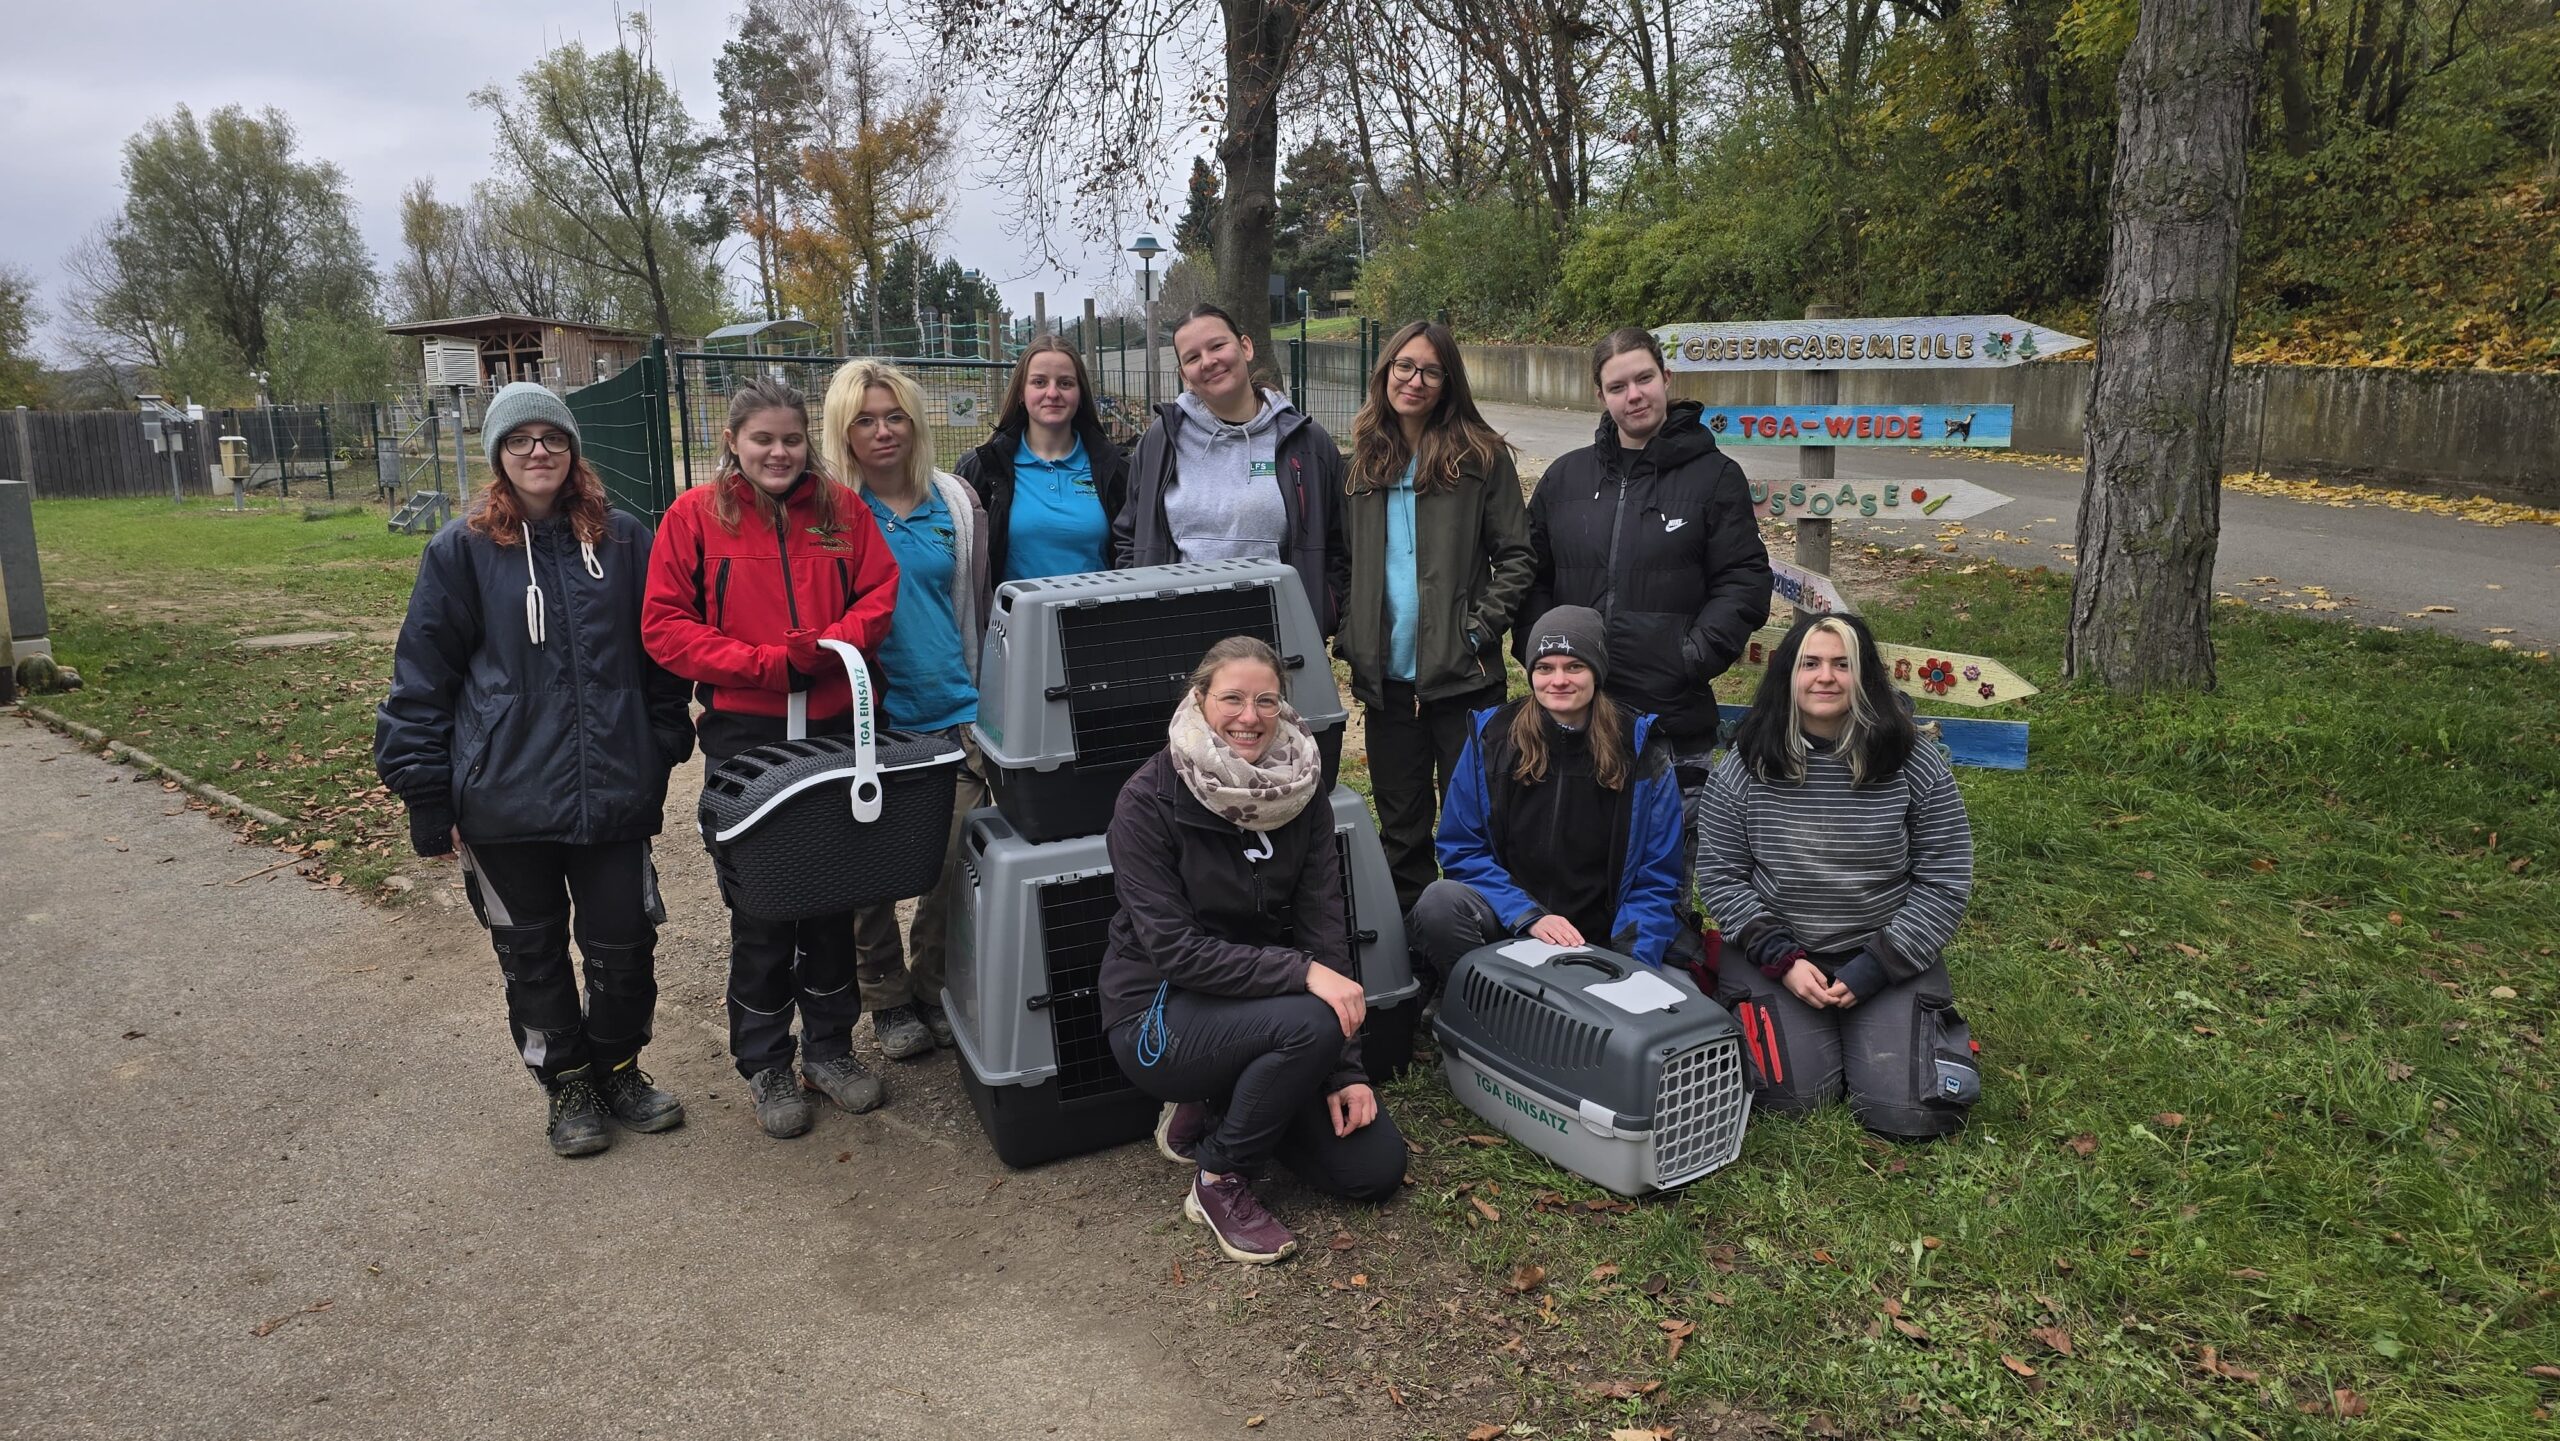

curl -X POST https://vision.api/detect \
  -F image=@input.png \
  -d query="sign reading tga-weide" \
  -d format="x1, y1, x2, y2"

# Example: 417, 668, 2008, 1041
1653, 315, 2090, 371
1703, 404, 2012, 447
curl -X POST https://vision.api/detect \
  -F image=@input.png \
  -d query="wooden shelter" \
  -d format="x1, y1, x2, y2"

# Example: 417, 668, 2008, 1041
384, 313, 650, 391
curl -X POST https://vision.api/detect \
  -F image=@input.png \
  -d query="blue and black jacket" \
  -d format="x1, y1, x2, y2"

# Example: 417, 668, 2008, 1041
1435, 700, 1688, 968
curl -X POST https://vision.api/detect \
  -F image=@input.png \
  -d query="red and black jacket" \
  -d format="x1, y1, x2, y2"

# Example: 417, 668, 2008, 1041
641, 470, 899, 732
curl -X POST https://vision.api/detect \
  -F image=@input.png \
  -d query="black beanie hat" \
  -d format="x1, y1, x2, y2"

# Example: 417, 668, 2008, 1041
1526, 605, 1609, 688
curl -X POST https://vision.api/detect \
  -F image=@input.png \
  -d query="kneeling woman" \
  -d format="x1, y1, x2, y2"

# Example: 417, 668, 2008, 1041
1695, 612, 1977, 1139
1101, 637, 1405, 1264
1408, 607, 1690, 986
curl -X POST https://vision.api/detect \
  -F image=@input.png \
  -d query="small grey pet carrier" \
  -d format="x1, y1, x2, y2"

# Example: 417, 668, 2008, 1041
697, 639, 963, 922
970, 560, 1348, 842
1433, 942, 1753, 1197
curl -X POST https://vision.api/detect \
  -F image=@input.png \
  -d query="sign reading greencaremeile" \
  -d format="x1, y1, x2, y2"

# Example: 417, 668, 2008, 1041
1653, 316, 2089, 371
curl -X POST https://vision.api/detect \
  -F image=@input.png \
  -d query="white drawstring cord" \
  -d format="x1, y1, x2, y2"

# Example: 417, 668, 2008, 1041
580, 541, 602, 579
523, 535, 546, 646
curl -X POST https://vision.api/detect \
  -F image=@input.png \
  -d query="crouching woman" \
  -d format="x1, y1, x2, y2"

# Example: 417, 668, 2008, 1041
1407, 607, 1690, 986
1101, 637, 1406, 1265
1694, 612, 1979, 1139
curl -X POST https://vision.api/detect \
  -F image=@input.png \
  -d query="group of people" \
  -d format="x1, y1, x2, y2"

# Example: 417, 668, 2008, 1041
375, 311, 1978, 1267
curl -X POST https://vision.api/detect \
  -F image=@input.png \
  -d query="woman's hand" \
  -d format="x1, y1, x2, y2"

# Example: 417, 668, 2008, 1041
1327, 1083, 1378, 1137
1306, 961, 1368, 1038
450, 827, 464, 857
1782, 958, 1852, 1009
1527, 914, 1585, 948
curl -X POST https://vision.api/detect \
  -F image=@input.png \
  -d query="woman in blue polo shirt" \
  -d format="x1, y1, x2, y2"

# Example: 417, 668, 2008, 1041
821, 357, 993, 1068
956, 334, 1129, 583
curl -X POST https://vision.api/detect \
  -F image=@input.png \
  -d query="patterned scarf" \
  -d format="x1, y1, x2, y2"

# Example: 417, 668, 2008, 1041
1166, 692, 1321, 832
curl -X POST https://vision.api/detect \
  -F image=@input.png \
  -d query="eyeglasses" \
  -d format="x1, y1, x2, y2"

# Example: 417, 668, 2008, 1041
502, 431, 573, 456
1208, 690, 1283, 716
1390, 358, 1446, 386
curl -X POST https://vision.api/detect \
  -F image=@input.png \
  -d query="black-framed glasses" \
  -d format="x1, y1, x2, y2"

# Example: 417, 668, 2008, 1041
1390, 358, 1447, 386
502, 431, 574, 456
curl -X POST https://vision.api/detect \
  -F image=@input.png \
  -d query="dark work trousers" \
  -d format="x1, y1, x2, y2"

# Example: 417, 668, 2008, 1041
1108, 992, 1407, 1202
1365, 681, 1504, 914
702, 731, 864, 1080
1714, 956, 1969, 1139
1404, 878, 1511, 1000
1672, 747, 1717, 902
459, 838, 665, 1087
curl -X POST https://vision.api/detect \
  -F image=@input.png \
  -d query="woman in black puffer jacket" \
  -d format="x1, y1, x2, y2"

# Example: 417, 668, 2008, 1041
376, 382, 696, 1159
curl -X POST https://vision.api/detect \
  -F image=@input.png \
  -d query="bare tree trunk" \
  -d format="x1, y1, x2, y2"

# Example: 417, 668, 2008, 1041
2067, 0, 2259, 693
1216, 0, 1308, 372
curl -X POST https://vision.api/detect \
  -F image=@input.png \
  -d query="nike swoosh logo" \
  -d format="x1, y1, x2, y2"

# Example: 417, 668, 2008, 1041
1664, 518, 1688, 532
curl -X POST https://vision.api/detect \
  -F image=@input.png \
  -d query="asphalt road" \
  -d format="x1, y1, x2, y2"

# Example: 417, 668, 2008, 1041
1478, 399, 2560, 652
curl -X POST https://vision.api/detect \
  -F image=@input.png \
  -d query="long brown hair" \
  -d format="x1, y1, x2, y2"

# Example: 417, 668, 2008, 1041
468, 437, 610, 548
994, 334, 1103, 440
708, 376, 854, 536
1507, 685, 1633, 790
1589, 326, 1666, 387
1348, 320, 1509, 496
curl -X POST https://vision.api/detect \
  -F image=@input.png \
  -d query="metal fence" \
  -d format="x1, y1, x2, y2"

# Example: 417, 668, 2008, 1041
668, 351, 1011, 490
0, 403, 384, 500
567, 338, 676, 520
1078, 315, 1378, 448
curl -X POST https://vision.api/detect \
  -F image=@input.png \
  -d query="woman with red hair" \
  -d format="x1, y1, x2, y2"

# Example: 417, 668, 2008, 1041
377, 381, 697, 1158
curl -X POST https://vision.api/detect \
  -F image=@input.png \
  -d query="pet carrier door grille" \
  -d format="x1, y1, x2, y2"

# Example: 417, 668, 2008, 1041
1650, 1039, 1752, 1185
1459, 970, 1611, 1071
1032, 872, 1134, 1101
1055, 588, 1282, 768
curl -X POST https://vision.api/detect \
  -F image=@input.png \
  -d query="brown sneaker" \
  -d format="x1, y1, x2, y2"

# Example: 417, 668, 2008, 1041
1155, 1101, 1209, 1166
1183, 1170, 1298, 1264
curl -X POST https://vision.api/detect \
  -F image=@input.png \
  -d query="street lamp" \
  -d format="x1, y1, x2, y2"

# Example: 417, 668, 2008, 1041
1352, 181, 1369, 268
1128, 231, 1165, 410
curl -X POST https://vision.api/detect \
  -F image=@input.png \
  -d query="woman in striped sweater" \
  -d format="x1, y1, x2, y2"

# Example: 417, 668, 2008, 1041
1695, 612, 1980, 1138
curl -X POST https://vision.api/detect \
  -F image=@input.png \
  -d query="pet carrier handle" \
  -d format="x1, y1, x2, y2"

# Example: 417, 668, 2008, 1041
1554, 953, 1627, 979
816, 638, 885, 823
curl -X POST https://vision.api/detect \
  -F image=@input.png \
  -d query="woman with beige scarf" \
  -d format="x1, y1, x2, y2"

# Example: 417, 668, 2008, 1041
1097, 637, 1406, 1264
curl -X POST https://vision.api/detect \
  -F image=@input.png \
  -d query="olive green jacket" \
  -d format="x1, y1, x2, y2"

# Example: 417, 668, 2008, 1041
1338, 450, 1537, 709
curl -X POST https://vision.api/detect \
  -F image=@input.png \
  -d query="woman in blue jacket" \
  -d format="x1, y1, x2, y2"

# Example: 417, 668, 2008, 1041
376, 383, 695, 1158
1407, 606, 1690, 987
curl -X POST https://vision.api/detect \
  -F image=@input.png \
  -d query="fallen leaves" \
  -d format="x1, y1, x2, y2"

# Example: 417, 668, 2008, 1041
2300, 1387, 2369, 1418
1464, 1424, 1508, 1440
2197, 1345, 2260, 1383
2153, 1112, 2187, 1128
2064, 1133, 2099, 1157
1640, 1271, 1670, 1296
1469, 1195, 1502, 1224
1171, 1259, 1186, 1286
1660, 1317, 1697, 1363
1462, 1134, 1505, 1147
1508, 1263, 1547, 1292
1589, 1263, 1621, 1282
2001, 1354, 2039, 1378
1881, 1297, 1930, 1342
1581, 1379, 1663, 1400
2031, 1324, 2075, 1357
1244, 1415, 1266, 1429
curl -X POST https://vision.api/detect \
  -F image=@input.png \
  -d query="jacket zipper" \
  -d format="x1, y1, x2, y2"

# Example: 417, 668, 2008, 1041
1600, 457, 1631, 618
713, 558, 731, 631
544, 527, 593, 831
775, 502, 802, 628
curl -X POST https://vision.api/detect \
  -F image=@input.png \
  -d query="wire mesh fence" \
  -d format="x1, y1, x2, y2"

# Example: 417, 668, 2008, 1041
669, 352, 1011, 489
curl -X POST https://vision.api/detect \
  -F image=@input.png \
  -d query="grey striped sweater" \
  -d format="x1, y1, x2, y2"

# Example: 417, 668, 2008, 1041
1694, 740, 1974, 987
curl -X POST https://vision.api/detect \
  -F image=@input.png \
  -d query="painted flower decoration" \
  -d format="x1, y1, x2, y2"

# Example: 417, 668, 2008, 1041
1978, 682, 1996, 699
1920, 658, 1956, 695
1963, 664, 1981, 681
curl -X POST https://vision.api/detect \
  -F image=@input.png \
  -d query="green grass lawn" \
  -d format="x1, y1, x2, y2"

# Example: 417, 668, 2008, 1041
23, 496, 424, 889
19, 498, 2558, 1436
1391, 565, 2559, 1438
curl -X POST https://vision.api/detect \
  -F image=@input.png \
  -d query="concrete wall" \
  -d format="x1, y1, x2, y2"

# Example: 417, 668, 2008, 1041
1304, 340, 2560, 505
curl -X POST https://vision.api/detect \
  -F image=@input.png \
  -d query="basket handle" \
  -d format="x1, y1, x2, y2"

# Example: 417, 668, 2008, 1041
817, 638, 884, 823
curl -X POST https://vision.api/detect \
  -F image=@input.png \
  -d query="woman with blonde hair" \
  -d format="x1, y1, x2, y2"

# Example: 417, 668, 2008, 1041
820, 358, 993, 1062
1338, 319, 1535, 911
378, 381, 696, 1156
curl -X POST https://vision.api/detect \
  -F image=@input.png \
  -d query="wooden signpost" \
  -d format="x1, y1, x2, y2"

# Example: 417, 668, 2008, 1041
1716, 704, 2027, 771
1751, 477, 2013, 524
1653, 315, 2090, 371
1702, 404, 2012, 447
1767, 557, 1853, 615
1734, 625, 2038, 708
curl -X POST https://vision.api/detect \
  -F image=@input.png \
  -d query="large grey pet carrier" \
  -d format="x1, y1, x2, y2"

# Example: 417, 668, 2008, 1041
947, 788, 1417, 1168
970, 561, 1348, 842
697, 639, 963, 922
1434, 942, 1752, 1197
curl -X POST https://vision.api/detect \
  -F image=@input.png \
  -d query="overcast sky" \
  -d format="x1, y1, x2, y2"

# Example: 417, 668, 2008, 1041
0, 0, 1184, 362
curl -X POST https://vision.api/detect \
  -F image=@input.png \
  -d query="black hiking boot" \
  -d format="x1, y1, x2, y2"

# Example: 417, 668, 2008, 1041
914, 999, 955, 1048
748, 1064, 814, 1139
801, 1052, 886, 1113
596, 1058, 685, 1132
545, 1068, 612, 1158
871, 1003, 934, 1061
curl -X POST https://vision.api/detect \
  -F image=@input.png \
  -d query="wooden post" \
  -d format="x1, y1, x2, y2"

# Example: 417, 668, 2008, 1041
1083, 298, 1098, 375
1795, 302, 1843, 575
11, 406, 33, 496
1034, 292, 1048, 335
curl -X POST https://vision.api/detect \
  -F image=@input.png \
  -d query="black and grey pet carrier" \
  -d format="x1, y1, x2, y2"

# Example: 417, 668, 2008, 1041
1433, 942, 1753, 1197
697, 639, 964, 922
970, 561, 1348, 842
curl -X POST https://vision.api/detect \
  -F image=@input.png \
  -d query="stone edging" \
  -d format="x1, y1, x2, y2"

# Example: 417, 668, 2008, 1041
14, 703, 294, 831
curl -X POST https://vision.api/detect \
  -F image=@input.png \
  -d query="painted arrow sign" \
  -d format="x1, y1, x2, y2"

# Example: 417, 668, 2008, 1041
1734, 626, 2039, 708
1654, 315, 2091, 371
1703, 404, 2012, 447
1768, 557, 1854, 615
1750, 477, 2013, 524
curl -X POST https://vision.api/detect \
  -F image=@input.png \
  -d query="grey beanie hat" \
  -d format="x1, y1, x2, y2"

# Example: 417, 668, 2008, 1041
1526, 605, 1609, 688
481, 381, 581, 471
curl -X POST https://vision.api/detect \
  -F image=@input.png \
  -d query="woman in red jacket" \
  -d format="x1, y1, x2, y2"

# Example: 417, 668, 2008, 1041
642, 376, 901, 1141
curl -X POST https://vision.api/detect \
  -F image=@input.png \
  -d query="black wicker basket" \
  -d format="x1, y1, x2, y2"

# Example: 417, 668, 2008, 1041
697, 640, 964, 922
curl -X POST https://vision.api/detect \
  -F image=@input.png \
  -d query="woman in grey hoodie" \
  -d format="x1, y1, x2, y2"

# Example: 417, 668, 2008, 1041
1112, 305, 1349, 634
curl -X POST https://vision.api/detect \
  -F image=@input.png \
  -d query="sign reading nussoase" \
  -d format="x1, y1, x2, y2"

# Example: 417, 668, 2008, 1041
1654, 316, 2089, 371
1750, 476, 2013, 523
1703, 404, 2011, 447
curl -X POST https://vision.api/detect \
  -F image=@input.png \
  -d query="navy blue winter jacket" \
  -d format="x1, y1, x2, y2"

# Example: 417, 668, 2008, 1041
376, 511, 694, 848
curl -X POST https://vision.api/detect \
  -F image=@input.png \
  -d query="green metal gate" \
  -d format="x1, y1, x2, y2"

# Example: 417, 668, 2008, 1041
566, 337, 676, 520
